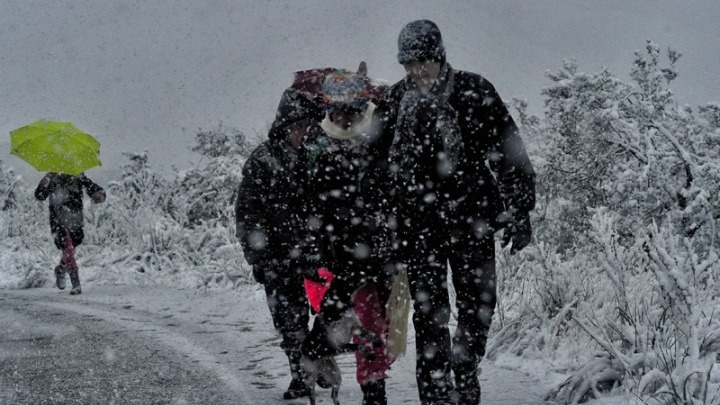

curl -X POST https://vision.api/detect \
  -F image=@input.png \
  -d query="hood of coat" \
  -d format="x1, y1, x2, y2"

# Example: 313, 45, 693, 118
268, 88, 324, 143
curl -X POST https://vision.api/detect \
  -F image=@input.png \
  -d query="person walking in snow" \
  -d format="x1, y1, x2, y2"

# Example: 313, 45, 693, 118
296, 66, 396, 405
373, 20, 536, 404
234, 87, 328, 400
35, 172, 106, 295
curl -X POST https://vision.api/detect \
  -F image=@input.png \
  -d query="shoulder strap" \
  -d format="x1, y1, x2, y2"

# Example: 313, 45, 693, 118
305, 140, 325, 181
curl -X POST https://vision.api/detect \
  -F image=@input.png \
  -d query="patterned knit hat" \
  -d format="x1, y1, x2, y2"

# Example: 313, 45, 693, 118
321, 70, 370, 112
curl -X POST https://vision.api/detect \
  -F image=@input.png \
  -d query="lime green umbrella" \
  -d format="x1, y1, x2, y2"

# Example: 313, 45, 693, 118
10, 119, 102, 175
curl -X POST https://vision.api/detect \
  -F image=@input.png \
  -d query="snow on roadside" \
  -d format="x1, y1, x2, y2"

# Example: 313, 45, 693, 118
10, 284, 555, 404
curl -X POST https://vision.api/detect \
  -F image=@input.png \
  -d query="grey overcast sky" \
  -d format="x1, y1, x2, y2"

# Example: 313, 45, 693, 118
1, 0, 718, 183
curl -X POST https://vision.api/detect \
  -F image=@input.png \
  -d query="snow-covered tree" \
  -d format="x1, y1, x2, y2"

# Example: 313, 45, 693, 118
523, 42, 720, 404
178, 124, 254, 227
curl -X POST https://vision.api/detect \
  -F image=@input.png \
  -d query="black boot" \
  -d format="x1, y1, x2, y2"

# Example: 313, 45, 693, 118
68, 267, 81, 295
284, 351, 311, 399
283, 377, 311, 400
54, 264, 67, 290
361, 379, 387, 405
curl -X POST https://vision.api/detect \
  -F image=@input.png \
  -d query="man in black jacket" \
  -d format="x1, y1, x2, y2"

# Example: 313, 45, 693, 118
374, 20, 536, 404
235, 88, 326, 400
35, 172, 106, 295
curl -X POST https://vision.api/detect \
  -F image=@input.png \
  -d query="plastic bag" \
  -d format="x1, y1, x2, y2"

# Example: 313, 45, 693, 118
385, 265, 411, 356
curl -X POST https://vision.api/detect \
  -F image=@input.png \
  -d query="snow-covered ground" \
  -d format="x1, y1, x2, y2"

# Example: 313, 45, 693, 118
2, 283, 558, 404
2, 253, 650, 405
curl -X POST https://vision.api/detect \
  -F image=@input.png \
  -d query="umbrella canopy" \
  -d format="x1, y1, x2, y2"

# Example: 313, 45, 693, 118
10, 120, 102, 175
290, 65, 388, 106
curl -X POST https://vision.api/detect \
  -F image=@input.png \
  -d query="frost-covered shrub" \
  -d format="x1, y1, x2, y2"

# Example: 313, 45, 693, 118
175, 125, 255, 286
190, 123, 253, 159
537, 41, 719, 255
0, 162, 20, 212
548, 217, 719, 405
0, 161, 56, 288
177, 125, 253, 227
176, 156, 245, 227
0, 163, 46, 239
90, 152, 175, 247
523, 43, 720, 404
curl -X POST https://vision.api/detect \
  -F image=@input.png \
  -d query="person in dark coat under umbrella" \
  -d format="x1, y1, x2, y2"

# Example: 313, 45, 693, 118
234, 87, 331, 400
373, 20, 536, 404
35, 172, 106, 295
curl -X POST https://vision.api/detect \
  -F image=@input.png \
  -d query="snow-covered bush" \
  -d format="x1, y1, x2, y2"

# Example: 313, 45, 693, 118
505, 42, 720, 404
190, 123, 253, 159
90, 152, 175, 249
0, 161, 20, 212
84, 132, 254, 287
177, 124, 251, 227
0, 161, 54, 288
172, 125, 255, 287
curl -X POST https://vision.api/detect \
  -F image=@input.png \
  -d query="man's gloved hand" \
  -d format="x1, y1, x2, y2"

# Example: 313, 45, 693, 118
297, 254, 324, 281
251, 265, 265, 284
501, 212, 532, 254
91, 190, 106, 204
303, 266, 327, 283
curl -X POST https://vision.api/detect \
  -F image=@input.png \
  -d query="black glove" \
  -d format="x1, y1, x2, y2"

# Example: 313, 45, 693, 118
295, 253, 325, 281
303, 266, 329, 283
501, 212, 532, 254
251, 265, 265, 284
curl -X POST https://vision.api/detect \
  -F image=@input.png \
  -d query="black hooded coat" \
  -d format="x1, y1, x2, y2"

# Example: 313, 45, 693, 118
235, 89, 323, 269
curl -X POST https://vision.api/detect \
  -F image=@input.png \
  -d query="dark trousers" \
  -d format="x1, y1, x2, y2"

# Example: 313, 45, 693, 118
50, 207, 84, 250
51, 225, 83, 250
258, 262, 310, 376
405, 231, 496, 403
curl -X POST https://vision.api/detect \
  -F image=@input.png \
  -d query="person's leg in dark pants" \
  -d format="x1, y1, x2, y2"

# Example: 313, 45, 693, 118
407, 247, 454, 403
259, 262, 311, 399
51, 227, 68, 290
51, 227, 84, 293
450, 234, 496, 404
64, 230, 83, 294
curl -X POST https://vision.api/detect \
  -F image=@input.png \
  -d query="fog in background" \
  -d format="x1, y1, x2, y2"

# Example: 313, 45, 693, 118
1, 0, 718, 183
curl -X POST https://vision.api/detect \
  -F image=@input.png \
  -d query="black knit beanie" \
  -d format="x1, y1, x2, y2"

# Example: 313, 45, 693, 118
397, 20, 446, 64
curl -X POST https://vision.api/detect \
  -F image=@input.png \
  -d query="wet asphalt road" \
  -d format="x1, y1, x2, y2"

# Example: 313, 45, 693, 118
0, 292, 239, 405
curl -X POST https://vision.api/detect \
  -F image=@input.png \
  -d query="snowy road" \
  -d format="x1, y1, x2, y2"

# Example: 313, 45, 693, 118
0, 286, 549, 404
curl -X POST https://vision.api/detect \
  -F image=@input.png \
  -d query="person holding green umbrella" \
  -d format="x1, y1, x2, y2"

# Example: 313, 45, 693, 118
35, 172, 105, 295
10, 119, 106, 295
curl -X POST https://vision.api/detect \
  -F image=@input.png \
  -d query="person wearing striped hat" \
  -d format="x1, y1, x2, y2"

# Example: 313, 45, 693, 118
297, 66, 396, 405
